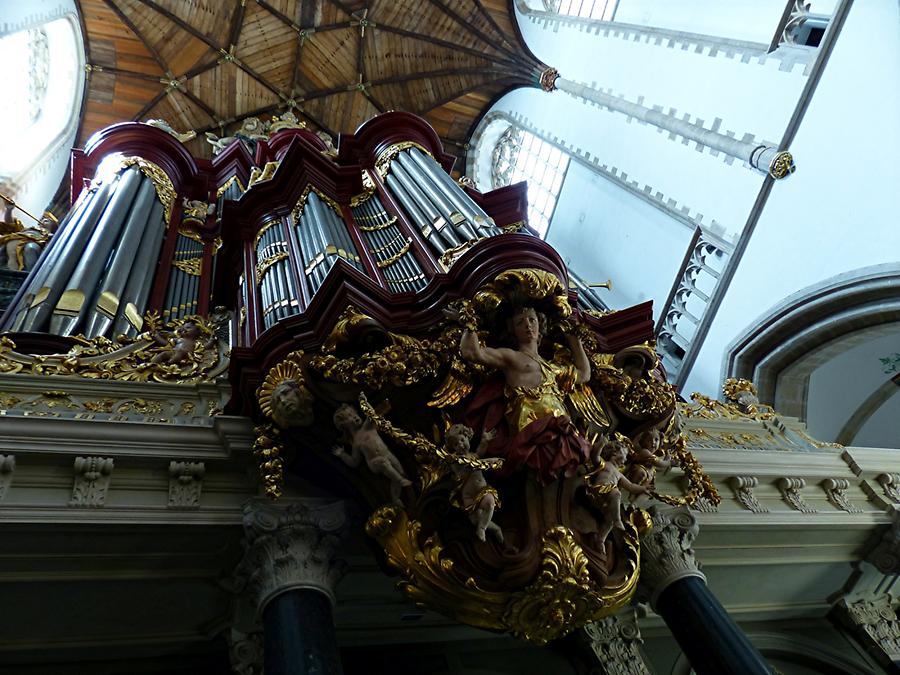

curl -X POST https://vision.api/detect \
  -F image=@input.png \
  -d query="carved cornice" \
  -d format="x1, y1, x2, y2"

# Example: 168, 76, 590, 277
637, 507, 705, 607
236, 499, 351, 613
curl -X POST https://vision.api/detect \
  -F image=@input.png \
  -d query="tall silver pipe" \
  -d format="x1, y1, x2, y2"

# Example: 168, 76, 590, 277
395, 153, 478, 241
17, 178, 121, 333
7, 184, 102, 331
84, 179, 158, 337
389, 166, 461, 248
301, 208, 325, 291
112, 198, 166, 336
408, 147, 500, 235
308, 193, 337, 281
49, 167, 144, 335
294, 208, 318, 295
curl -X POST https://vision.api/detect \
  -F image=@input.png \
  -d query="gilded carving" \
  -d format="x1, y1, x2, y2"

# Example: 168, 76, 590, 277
0, 313, 228, 384
265, 268, 719, 643
120, 156, 176, 224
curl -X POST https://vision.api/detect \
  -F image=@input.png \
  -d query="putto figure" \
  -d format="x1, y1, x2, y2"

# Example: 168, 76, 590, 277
458, 304, 592, 485
332, 399, 412, 504
586, 436, 649, 543
445, 424, 504, 544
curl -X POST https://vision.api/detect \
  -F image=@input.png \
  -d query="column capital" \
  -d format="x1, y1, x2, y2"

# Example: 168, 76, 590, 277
582, 609, 652, 675
637, 507, 706, 607
237, 499, 351, 615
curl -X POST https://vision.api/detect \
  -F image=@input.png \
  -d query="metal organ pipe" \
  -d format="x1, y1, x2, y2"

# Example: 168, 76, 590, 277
84, 178, 160, 337
8, 180, 114, 332
407, 147, 501, 236
112, 198, 166, 336
50, 167, 144, 335
395, 152, 479, 242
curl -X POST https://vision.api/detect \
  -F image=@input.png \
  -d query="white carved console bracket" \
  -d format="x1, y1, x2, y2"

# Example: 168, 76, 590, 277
70, 456, 114, 507
777, 477, 817, 513
0, 454, 15, 500
876, 473, 900, 504
728, 475, 768, 513
822, 478, 863, 513
168, 461, 205, 508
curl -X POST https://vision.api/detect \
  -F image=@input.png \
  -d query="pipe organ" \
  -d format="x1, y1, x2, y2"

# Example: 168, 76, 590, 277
0, 111, 610, 353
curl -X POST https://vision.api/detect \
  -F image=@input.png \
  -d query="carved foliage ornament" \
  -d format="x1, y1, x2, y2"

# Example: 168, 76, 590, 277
0, 313, 227, 384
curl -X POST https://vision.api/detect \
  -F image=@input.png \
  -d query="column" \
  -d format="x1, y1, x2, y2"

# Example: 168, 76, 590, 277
539, 68, 796, 180
235, 499, 350, 675
638, 508, 773, 675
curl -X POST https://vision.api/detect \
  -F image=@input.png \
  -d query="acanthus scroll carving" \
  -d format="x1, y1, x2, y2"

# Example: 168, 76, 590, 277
729, 475, 768, 513
167, 461, 205, 508
777, 477, 816, 513
822, 478, 862, 513
582, 609, 652, 675
877, 473, 900, 503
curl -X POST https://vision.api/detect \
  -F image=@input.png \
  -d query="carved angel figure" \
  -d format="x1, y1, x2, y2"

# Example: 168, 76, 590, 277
585, 436, 649, 544
625, 428, 672, 488
150, 320, 213, 365
332, 400, 412, 504
445, 425, 504, 544
455, 304, 593, 485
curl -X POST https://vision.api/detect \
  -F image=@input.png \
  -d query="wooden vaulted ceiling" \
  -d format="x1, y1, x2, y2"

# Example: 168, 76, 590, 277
76, 0, 544, 159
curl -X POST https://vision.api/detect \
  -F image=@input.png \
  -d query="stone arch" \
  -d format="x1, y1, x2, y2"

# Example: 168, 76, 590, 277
724, 265, 900, 424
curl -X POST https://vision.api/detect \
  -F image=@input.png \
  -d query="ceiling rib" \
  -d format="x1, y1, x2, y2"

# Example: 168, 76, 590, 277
372, 23, 522, 70
101, 0, 168, 75
421, 0, 530, 66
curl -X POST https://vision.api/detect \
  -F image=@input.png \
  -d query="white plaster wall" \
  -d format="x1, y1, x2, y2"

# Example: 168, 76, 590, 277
805, 331, 900, 444
546, 160, 694, 311
0, 0, 76, 36
852, 392, 900, 449
683, 0, 900, 398
509, 2, 811, 244
516, 7, 809, 155
486, 86, 766, 241
612, 0, 788, 43
0, 0, 83, 219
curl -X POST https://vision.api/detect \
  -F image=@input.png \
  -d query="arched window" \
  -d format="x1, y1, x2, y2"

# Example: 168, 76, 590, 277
542, 0, 618, 20
0, 16, 84, 179
490, 125, 569, 238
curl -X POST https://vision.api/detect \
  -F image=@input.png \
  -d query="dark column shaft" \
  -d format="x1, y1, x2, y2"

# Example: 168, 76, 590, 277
655, 576, 772, 675
262, 589, 343, 675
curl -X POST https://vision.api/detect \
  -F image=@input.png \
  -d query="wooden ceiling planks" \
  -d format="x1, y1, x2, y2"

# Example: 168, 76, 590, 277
75, 0, 544, 159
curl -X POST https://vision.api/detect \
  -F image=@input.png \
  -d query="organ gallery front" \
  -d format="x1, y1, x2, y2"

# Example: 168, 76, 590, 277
0, 112, 811, 675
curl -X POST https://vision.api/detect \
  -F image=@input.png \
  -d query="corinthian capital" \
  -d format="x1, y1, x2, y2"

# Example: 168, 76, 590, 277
237, 499, 351, 614
637, 507, 706, 607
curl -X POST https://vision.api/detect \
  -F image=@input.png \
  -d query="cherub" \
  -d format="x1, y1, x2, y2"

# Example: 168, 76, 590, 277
445, 424, 504, 544
151, 320, 211, 365
332, 402, 412, 504
585, 435, 649, 543
626, 428, 672, 488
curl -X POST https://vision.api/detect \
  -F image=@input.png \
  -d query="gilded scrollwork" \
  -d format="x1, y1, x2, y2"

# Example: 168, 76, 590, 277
263, 267, 718, 644
0, 313, 228, 384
